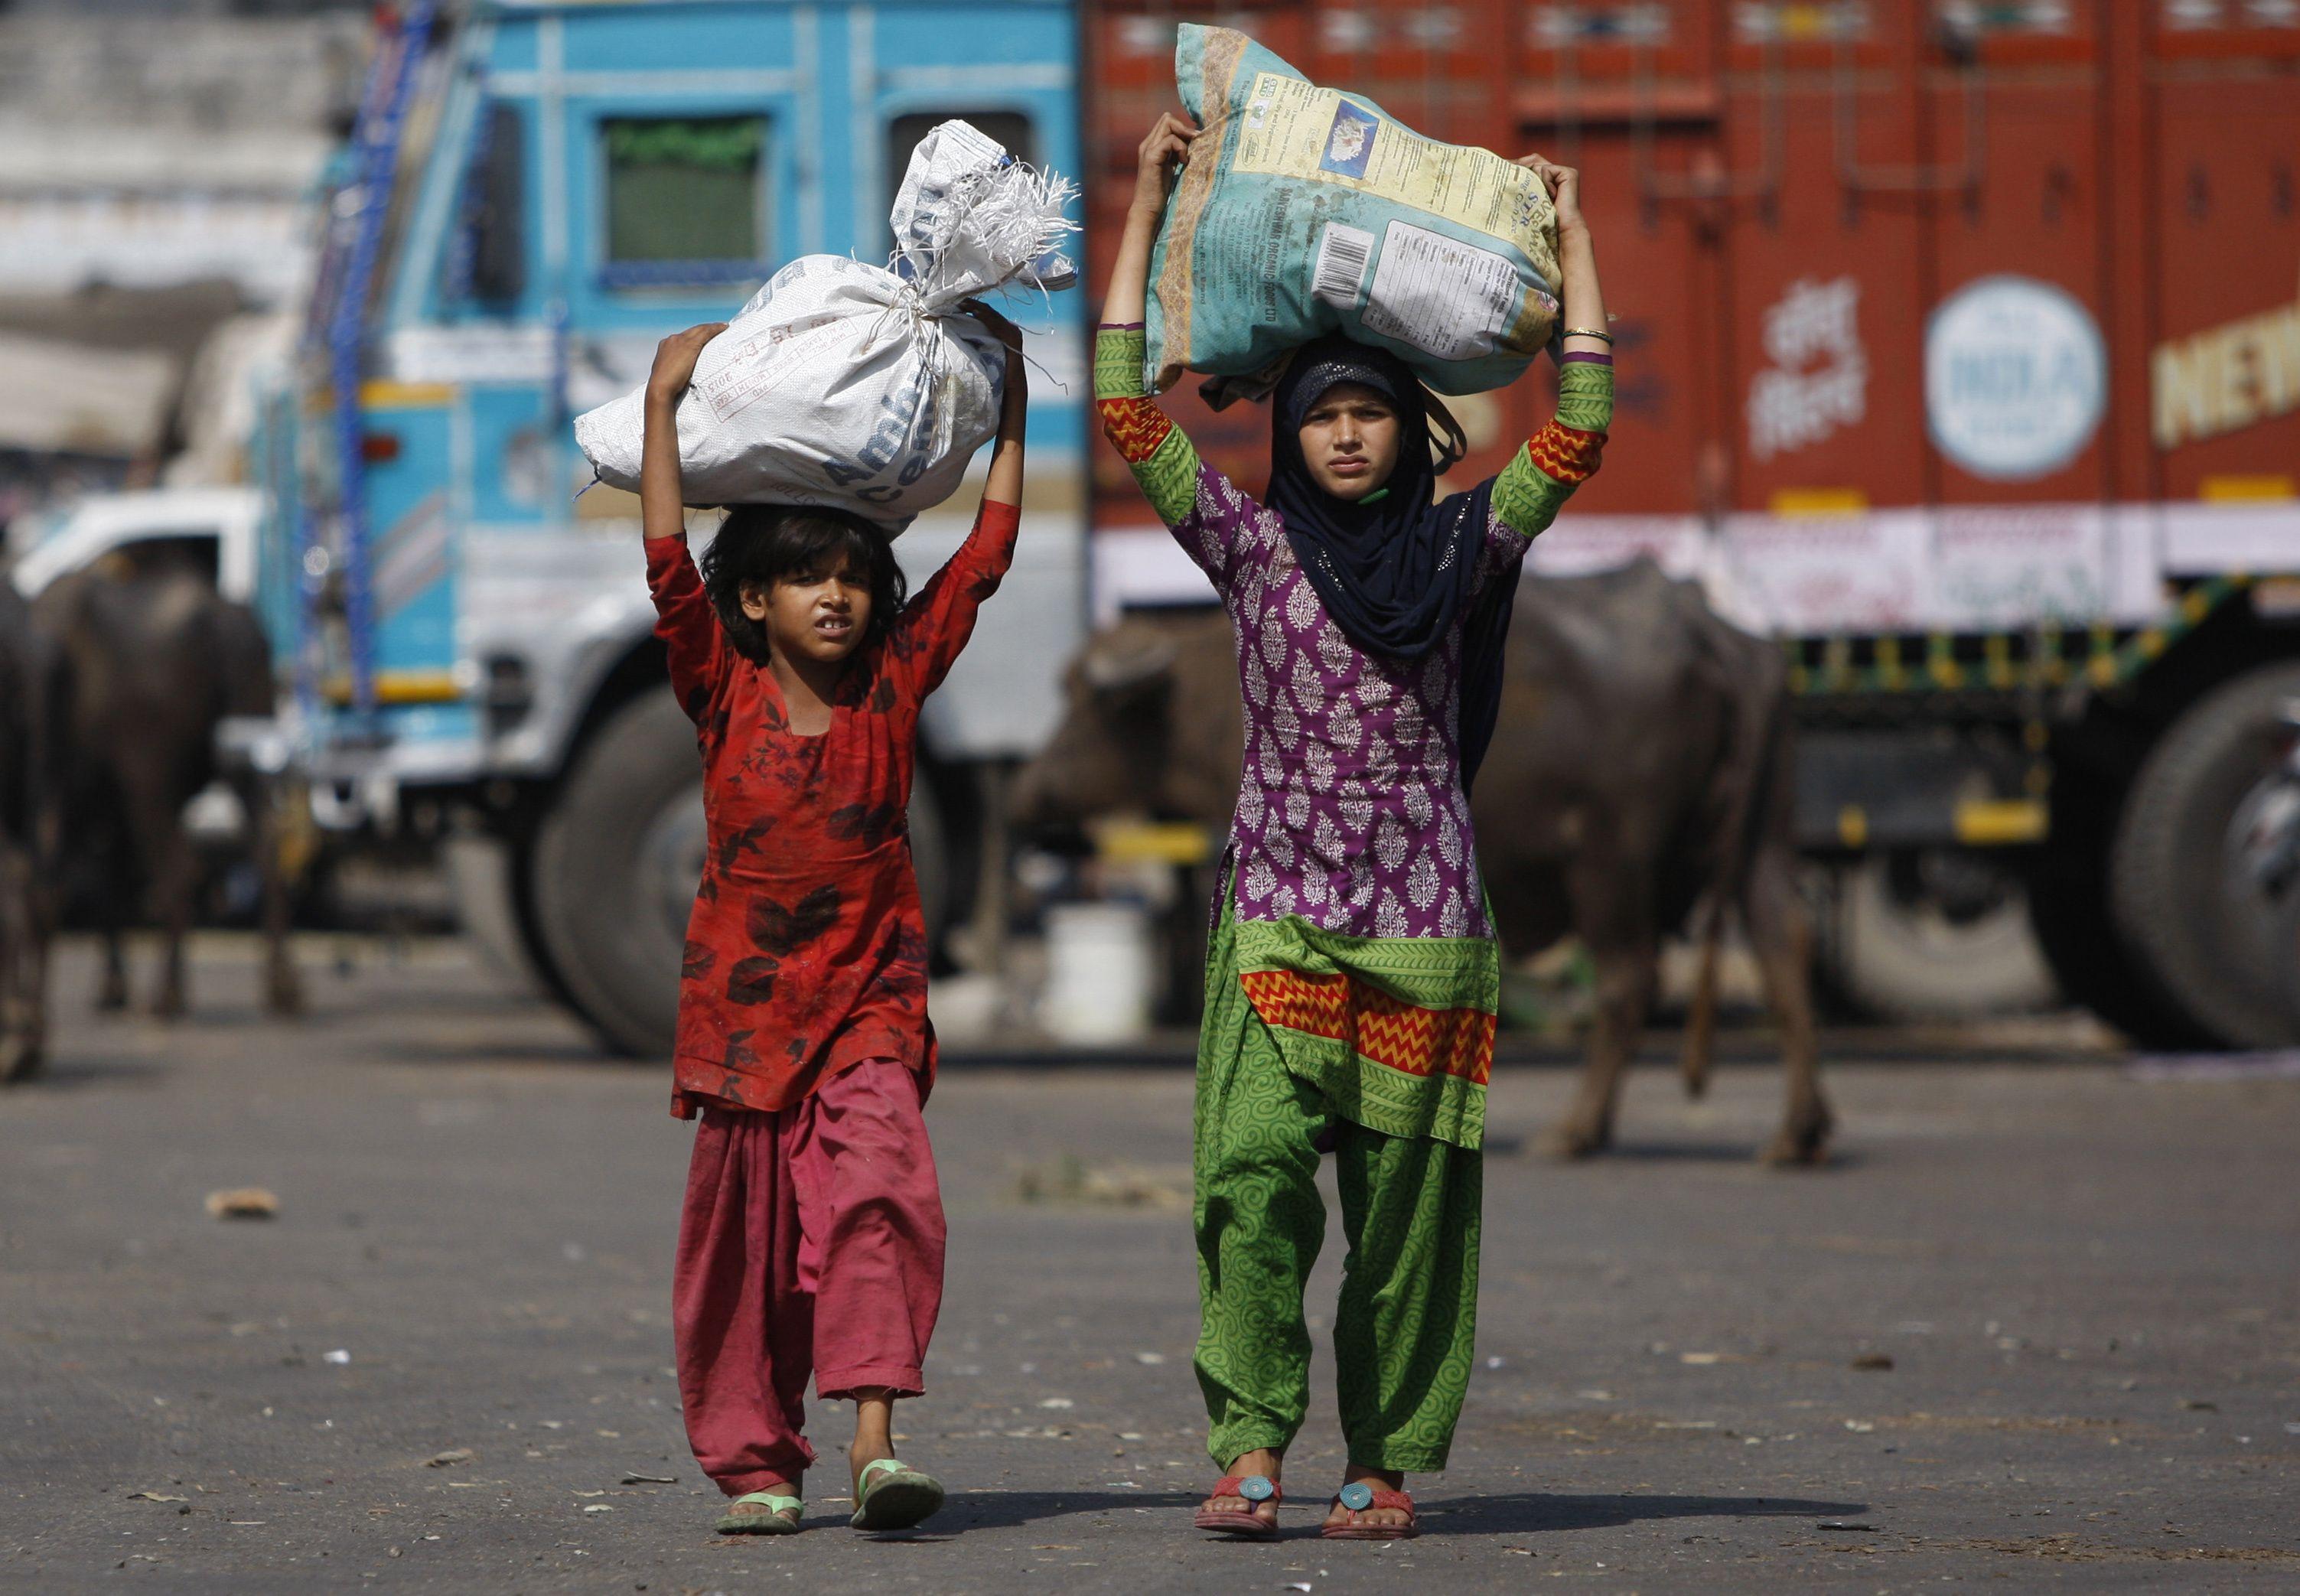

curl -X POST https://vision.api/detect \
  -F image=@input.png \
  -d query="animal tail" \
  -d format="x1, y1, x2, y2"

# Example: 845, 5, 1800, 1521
1679, 620, 1792, 1102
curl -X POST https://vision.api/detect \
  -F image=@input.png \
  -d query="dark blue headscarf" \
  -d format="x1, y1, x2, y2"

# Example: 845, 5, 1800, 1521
1266, 334, 1519, 792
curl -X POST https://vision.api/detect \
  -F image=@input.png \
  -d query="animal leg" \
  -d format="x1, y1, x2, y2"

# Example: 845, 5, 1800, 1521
0, 841, 38, 1081
135, 793, 194, 1021
1543, 934, 1660, 1159
1539, 848, 1659, 1160
1744, 845, 1830, 1166
255, 779, 304, 1016
95, 881, 129, 1014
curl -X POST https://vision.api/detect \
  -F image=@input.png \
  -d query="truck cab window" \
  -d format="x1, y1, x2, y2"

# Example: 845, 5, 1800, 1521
601, 115, 769, 286
884, 109, 1034, 213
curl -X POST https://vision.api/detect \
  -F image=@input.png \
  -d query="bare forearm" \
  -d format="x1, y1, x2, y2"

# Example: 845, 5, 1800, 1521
640, 395, 686, 541
982, 349, 1027, 509
1100, 203, 1161, 328
1558, 226, 1608, 354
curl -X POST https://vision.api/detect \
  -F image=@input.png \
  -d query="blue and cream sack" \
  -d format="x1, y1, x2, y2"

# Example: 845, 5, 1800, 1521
1148, 24, 1561, 399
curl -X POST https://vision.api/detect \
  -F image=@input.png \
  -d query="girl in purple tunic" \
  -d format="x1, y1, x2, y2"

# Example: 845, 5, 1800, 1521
1097, 114, 1618, 1541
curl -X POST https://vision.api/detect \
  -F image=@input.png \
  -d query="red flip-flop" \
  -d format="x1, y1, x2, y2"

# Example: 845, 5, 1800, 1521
1193, 1473, 1282, 1539
1321, 1480, 1419, 1540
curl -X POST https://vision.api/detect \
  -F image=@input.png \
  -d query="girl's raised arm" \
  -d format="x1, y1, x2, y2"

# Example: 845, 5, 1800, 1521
970, 301, 1028, 512
639, 322, 731, 721
1485, 158, 1613, 560
881, 301, 1027, 699
1093, 112, 1265, 578
1100, 114, 1196, 331
641, 324, 727, 543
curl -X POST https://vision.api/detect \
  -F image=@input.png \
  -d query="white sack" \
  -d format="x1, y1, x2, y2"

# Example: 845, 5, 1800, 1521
575, 119, 1074, 531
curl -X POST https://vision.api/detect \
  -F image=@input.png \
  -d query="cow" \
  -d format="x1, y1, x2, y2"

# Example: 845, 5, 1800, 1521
34, 562, 301, 1021
1014, 560, 1832, 1165
0, 582, 63, 1083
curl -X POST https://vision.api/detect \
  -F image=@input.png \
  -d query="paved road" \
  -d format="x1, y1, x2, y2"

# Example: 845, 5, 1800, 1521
4, 935, 2297, 1593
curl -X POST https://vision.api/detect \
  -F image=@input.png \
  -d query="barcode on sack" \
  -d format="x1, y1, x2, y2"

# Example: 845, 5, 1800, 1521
1311, 223, 1375, 308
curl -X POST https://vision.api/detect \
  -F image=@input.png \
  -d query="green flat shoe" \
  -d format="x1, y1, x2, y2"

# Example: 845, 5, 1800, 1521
849, 1456, 944, 1531
715, 1490, 803, 1535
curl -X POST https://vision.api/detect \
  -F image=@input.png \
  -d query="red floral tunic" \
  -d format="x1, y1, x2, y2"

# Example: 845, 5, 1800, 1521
643, 500, 1020, 1119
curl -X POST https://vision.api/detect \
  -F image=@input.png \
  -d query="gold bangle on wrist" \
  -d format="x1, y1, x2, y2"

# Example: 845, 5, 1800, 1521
1562, 327, 1614, 344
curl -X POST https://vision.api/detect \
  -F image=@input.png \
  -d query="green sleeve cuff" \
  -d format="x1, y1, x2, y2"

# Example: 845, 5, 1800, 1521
1555, 360, 1614, 435
1093, 327, 1149, 402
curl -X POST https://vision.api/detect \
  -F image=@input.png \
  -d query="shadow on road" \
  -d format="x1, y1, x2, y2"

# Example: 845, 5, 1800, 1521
7, 1057, 171, 1093
1579, 1142, 1872, 1171
1437, 1492, 1870, 1534
823, 1487, 1868, 1538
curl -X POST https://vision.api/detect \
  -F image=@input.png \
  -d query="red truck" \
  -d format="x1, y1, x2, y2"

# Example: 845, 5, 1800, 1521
1081, 0, 2300, 1047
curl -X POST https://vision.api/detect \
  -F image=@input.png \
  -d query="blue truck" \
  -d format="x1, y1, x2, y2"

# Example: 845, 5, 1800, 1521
251, 0, 1087, 1052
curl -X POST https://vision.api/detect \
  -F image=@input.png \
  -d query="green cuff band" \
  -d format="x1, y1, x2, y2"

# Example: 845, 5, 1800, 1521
1555, 360, 1614, 435
1094, 327, 1150, 401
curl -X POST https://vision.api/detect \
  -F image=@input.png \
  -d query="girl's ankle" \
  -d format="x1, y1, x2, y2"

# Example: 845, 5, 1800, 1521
1226, 1448, 1284, 1480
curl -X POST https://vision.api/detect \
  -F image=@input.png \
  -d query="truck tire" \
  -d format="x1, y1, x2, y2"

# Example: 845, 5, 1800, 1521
1829, 852, 2057, 1021
2109, 661, 2300, 1050
531, 692, 951, 1058
443, 832, 545, 997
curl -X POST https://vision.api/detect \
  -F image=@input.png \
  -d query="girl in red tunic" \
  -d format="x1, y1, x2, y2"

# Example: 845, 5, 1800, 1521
639, 306, 1027, 1536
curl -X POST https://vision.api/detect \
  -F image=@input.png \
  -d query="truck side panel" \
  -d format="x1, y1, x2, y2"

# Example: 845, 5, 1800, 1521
1085, 1, 2300, 627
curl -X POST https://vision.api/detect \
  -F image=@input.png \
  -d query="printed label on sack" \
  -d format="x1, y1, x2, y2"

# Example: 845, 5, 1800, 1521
1359, 221, 1521, 361
1311, 223, 1375, 308
1230, 71, 1550, 246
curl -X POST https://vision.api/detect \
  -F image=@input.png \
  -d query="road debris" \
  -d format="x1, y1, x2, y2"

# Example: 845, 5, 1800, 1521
205, 1188, 279, 1220
323, 1349, 350, 1365
621, 1473, 678, 1485
426, 1449, 473, 1467
1015, 1156, 1191, 1210
1851, 1354, 1894, 1370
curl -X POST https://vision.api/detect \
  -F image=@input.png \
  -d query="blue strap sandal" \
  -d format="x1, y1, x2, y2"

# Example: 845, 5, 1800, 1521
715, 1490, 803, 1535
1194, 1472, 1282, 1538
850, 1456, 944, 1531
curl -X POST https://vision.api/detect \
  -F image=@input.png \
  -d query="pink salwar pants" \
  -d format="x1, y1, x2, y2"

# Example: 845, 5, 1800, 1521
672, 1060, 946, 1496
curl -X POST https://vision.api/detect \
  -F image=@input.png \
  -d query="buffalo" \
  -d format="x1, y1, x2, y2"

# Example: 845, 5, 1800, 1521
34, 562, 301, 1020
1015, 560, 1831, 1164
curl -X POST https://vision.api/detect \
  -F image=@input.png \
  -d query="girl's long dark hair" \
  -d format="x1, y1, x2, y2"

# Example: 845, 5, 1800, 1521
696, 504, 907, 665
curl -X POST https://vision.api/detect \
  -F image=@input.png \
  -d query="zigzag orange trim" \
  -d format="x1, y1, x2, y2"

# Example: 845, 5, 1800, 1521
1526, 422, 1606, 485
1240, 969, 1494, 1087
1096, 396, 1174, 464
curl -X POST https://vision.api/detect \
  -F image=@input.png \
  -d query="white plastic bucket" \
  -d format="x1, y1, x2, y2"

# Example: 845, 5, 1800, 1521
1039, 901, 1156, 1044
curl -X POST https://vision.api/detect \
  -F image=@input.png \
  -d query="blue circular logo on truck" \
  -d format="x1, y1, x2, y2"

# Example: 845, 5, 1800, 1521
1925, 275, 2107, 482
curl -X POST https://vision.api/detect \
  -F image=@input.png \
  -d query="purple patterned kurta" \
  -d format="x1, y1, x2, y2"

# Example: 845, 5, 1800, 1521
1094, 324, 1615, 943
1168, 463, 1529, 940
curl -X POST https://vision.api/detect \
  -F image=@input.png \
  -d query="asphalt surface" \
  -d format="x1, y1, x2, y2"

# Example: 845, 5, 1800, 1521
3, 933, 2298, 1593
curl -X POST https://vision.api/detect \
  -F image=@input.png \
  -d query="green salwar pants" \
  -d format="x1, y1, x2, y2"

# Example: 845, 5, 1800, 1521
1193, 923, 1484, 1473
